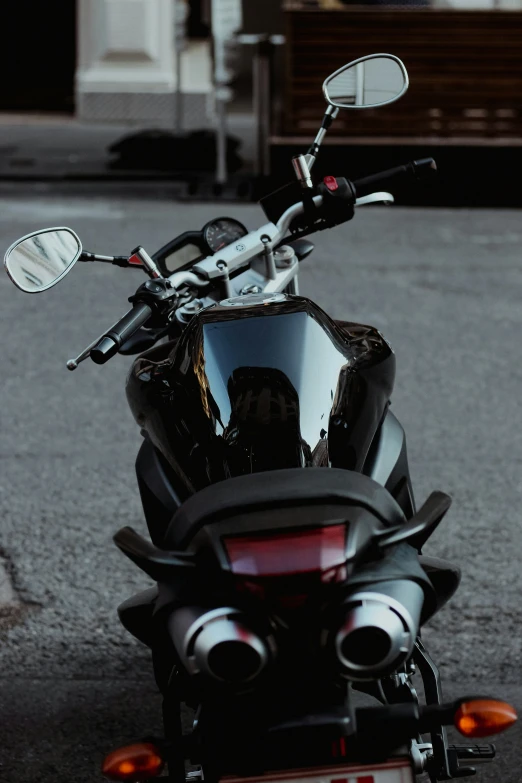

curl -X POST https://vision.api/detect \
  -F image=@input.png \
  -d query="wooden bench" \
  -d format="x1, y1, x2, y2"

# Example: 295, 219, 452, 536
273, 7, 522, 146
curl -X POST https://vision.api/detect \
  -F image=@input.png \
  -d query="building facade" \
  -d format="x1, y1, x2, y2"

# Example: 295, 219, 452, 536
77, 0, 211, 127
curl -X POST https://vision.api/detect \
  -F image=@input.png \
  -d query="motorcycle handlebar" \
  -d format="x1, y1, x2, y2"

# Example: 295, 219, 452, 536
82, 160, 436, 368
352, 157, 437, 196
90, 302, 152, 365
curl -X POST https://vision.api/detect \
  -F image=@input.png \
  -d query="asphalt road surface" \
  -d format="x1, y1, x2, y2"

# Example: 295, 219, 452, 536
1, 187, 521, 782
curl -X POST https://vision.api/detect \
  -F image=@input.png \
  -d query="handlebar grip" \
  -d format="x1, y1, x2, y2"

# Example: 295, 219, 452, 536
90, 302, 152, 365
352, 158, 437, 195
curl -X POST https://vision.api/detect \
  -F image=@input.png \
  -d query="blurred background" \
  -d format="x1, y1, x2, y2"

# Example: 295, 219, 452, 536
0, 0, 521, 202
1, 2, 522, 783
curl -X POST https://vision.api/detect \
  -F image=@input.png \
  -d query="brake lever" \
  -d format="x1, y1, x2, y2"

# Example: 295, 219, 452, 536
355, 192, 394, 207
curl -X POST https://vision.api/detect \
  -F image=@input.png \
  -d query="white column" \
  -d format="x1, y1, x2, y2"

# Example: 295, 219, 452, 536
76, 0, 177, 124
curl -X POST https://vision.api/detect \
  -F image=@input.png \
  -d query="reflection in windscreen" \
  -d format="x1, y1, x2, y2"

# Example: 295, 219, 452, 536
8, 230, 79, 291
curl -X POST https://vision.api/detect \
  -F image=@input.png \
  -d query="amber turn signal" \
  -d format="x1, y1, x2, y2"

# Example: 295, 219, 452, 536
455, 699, 517, 738
102, 742, 165, 781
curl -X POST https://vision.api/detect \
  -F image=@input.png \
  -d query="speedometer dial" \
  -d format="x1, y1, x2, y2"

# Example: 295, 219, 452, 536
203, 217, 248, 253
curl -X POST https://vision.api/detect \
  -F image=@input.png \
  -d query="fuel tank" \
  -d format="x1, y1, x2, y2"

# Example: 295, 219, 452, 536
126, 293, 395, 496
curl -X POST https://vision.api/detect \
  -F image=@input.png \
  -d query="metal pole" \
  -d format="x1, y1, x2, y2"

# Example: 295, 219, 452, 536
175, 41, 183, 132
250, 37, 271, 178
215, 87, 228, 185
174, 0, 187, 133
238, 33, 285, 179
258, 39, 271, 177
211, 0, 243, 186
252, 41, 263, 178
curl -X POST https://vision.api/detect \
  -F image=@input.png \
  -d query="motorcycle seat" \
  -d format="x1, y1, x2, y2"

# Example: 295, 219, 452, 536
163, 467, 406, 549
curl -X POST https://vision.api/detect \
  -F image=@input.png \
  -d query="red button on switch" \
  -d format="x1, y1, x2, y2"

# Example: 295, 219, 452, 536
324, 176, 338, 191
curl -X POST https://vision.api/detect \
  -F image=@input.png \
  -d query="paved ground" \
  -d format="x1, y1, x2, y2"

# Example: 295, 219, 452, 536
0, 189, 521, 781
0, 113, 256, 180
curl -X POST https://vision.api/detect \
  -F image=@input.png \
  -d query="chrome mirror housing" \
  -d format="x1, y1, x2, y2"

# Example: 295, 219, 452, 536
4, 227, 82, 293
323, 53, 409, 110
299, 53, 409, 180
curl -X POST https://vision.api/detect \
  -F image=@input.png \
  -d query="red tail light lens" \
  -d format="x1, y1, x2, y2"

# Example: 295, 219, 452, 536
224, 524, 346, 578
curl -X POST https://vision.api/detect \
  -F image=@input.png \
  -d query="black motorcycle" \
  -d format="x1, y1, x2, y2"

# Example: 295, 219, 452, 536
4, 54, 517, 783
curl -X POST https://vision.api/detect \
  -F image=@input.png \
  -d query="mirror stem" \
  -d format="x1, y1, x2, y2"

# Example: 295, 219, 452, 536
306, 106, 339, 171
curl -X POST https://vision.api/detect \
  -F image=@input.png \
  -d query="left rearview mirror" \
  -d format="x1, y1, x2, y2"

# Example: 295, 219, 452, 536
4, 227, 82, 293
323, 53, 408, 110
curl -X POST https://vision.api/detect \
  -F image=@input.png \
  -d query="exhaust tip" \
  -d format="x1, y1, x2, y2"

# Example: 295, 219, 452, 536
194, 618, 269, 683
207, 638, 264, 683
168, 607, 273, 685
340, 625, 392, 667
334, 592, 417, 680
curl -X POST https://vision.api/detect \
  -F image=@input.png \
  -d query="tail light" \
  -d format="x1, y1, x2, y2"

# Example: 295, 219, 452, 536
455, 699, 517, 738
102, 743, 164, 781
224, 524, 346, 577
223, 524, 347, 608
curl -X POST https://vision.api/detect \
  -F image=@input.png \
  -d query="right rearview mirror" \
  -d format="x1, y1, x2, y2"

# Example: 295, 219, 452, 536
4, 227, 82, 293
323, 54, 408, 110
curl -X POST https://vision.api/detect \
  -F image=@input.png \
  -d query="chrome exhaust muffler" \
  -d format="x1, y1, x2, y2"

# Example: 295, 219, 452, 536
333, 580, 424, 681
168, 606, 275, 684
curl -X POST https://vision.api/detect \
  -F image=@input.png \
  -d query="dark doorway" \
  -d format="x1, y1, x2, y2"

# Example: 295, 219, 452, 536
187, 0, 210, 39
0, 2, 76, 112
